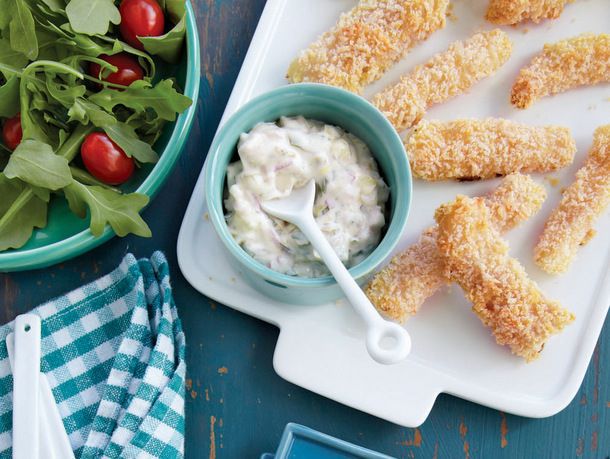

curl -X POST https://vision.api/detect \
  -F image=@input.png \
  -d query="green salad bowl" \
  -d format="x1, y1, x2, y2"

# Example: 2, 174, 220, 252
0, 2, 200, 272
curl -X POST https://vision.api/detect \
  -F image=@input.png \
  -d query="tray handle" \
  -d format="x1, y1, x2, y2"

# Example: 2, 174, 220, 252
273, 323, 442, 427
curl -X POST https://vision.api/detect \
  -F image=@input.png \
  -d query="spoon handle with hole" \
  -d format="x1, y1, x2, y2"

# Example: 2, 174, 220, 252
7, 328, 76, 459
297, 214, 411, 364
12, 314, 41, 459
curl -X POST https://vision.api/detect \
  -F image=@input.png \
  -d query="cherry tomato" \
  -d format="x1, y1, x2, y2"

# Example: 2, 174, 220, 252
2, 114, 22, 151
89, 53, 144, 88
119, 0, 165, 50
81, 133, 135, 185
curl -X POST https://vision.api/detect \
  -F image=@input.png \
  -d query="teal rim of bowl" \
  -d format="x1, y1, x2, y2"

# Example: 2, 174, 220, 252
0, 1, 201, 271
205, 83, 412, 288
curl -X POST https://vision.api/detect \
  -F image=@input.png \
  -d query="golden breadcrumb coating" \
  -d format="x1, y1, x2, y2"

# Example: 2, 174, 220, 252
484, 173, 548, 233
286, 0, 448, 93
366, 174, 546, 322
406, 118, 576, 180
366, 227, 443, 322
372, 30, 512, 131
512, 34, 610, 109
535, 125, 610, 274
435, 195, 574, 362
486, 0, 573, 25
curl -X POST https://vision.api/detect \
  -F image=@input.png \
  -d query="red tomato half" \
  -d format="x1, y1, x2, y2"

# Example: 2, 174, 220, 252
89, 53, 144, 88
2, 114, 22, 151
119, 0, 165, 50
81, 133, 135, 185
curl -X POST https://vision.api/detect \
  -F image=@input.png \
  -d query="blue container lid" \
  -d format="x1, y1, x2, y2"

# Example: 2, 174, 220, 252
262, 423, 395, 459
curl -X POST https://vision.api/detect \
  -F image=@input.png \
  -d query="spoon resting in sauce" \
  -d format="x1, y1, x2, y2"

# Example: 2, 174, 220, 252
262, 179, 411, 364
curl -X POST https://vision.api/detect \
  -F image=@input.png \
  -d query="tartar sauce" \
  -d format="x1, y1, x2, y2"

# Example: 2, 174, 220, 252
225, 116, 389, 278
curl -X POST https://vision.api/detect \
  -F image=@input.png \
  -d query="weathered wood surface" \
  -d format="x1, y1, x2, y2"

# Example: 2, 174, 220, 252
1, 1, 608, 457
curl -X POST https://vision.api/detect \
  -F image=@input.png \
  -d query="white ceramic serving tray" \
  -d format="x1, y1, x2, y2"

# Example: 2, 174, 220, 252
178, 0, 610, 426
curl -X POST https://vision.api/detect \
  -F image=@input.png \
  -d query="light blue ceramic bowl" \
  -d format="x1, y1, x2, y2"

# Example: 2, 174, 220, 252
205, 84, 412, 305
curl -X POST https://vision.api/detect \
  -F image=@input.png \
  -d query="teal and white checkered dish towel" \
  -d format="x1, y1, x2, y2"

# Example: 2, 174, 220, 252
0, 252, 186, 458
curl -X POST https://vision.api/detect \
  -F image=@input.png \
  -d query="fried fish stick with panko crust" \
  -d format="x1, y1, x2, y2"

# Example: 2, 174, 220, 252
372, 30, 512, 131
286, 0, 448, 93
366, 174, 546, 322
486, 0, 573, 25
512, 34, 610, 109
406, 118, 576, 180
535, 125, 610, 274
435, 196, 574, 361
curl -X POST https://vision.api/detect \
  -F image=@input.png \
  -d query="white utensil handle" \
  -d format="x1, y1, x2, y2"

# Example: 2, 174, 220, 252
39, 374, 75, 459
7, 331, 76, 459
299, 216, 411, 364
12, 314, 41, 459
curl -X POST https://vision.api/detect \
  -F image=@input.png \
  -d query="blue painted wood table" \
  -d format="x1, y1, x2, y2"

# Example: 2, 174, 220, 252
1, 1, 609, 458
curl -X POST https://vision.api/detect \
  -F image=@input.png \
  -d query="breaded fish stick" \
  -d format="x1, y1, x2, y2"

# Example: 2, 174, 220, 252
367, 227, 442, 322
535, 125, 610, 274
372, 30, 512, 131
512, 34, 610, 109
366, 174, 546, 322
486, 0, 573, 25
286, 0, 448, 93
435, 196, 574, 362
406, 118, 576, 180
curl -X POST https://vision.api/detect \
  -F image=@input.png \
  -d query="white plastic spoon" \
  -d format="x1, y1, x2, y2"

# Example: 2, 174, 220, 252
11, 314, 41, 459
7, 315, 75, 459
261, 180, 411, 364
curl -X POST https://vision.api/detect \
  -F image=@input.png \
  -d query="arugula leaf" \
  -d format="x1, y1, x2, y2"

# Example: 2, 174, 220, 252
41, 0, 66, 15
43, 111, 70, 131
89, 79, 192, 122
68, 97, 116, 127
9, 0, 39, 60
103, 122, 159, 164
30, 92, 50, 112
0, 76, 20, 118
64, 181, 151, 237
19, 104, 54, 145
0, 0, 10, 30
0, 175, 48, 251
0, 37, 29, 77
140, 0, 186, 64
45, 73, 86, 108
69, 166, 119, 192
49, 22, 118, 57
65, 0, 120, 36
132, 116, 166, 146
43, 22, 156, 77
36, 27, 64, 61
94, 35, 156, 77
30, 185, 51, 202
164, 0, 184, 23
4, 140, 72, 190
140, 15, 185, 64
19, 60, 84, 145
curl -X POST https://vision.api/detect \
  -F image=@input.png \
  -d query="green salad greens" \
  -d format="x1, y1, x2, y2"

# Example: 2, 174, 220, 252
0, 0, 192, 251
